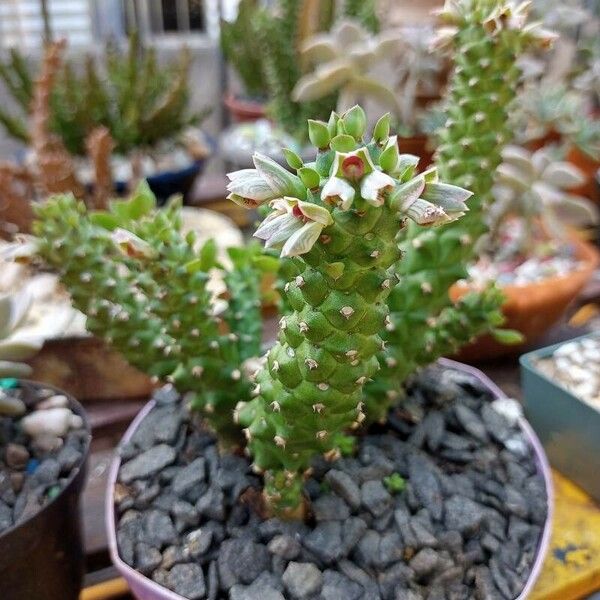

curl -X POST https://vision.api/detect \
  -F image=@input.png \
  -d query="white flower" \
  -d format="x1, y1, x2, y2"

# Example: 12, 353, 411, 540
226, 168, 278, 208
360, 171, 396, 207
254, 198, 333, 257
321, 176, 355, 210
111, 228, 155, 258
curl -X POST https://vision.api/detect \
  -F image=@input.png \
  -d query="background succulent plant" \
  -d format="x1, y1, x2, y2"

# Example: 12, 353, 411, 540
228, 105, 471, 516
487, 145, 599, 257
0, 33, 205, 156
292, 19, 401, 118
364, 0, 556, 416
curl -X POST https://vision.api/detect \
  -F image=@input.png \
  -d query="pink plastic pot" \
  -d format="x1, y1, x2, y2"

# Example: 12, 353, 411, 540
106, 359, 553, 600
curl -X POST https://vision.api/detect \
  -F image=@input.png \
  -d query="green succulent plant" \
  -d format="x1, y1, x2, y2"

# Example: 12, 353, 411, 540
0, 34, 204, 156
292, 19, 400, 117
227, 105, 471, 515
30, 183, 271, 446
488, 145, 599, 257
256, 0, 380, 141
364, 0, 555, 417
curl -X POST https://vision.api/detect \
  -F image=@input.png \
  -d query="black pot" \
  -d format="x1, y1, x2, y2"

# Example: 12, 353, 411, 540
0, 382, 91, 600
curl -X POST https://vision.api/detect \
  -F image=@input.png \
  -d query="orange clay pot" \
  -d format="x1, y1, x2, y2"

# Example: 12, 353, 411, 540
450, 238, 600, 362
526, 129, 562, 152
397, 135, 435, 170
567, 146, 599, 203
223, 92, 266, 123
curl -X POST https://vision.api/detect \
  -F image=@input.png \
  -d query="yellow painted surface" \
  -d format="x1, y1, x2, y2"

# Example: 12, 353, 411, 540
531, 471, 600, 600
80, 577, 129, 600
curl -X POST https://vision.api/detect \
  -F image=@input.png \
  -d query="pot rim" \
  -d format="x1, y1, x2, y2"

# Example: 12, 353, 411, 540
106, 360, 553, 600
0, 379, 91, 541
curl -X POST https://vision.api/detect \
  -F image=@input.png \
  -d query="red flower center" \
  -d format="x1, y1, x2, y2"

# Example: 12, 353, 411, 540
342, 155, 365, 181
292, 204, 305, 220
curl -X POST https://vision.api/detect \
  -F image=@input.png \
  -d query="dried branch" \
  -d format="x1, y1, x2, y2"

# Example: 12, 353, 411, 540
85, 127, 114, 210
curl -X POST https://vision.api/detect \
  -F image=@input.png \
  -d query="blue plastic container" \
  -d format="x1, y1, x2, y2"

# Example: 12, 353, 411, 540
520, 333, 600, 502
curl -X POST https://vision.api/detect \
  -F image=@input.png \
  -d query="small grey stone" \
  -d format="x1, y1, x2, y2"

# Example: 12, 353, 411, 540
481, 533, 501, 553
33, 458, 60, 484
378, 562, 414, 600
184, 528, 213, 558
161, 545, 187, 570
0, 500, 13, 531
152, 568, 169, 588
379, 531, 404, 566
196, 485, 225, 521
454, 405, 489, 442
268, 534, 301, 559
321, 569, 363, 600
313, 493, 350, 521
215, 455, 250, 490
341, 517, 368, 555
0, 394, 25, 416
444, 495, 486, 535
56, 444, 82, 473
396, 591, 423, 600
218, 539, 270, 589
120, 444, 176, 484
354, 529, 380, 568
337, 559, 372, 586
153, 385, 180, 405
172, 458, 206, 497
361, 481, 392, 517
142, 510, 177, 547
167, 563, 206, 599
207, 561, 219, 600
481, 404, 511, 443
410, 548, 440, 578
411, 520, 438, 549
504, 486, 529, 519
135, 542, 162, 575
282, 562, 323, 599
325, 470, 361, 509
303, 521, 343, 564
117, 529, 135, 565
230, 583, 284, 600
134, 482, 161, 509
422, 412, 446, 452
131, 405, 183, 450
171, 499, 199, 526
408, 455, 443, 521
474, 566, 503, 600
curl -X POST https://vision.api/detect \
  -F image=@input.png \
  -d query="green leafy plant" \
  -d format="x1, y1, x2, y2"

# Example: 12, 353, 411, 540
0, 34, 204, 156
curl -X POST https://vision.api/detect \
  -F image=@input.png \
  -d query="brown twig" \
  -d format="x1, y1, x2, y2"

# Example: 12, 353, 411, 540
30, 40, 85, 199
85, 127, 114, 210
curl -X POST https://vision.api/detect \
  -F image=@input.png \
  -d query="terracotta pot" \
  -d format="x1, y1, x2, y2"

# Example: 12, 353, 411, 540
223, 92, 266, 123
526, 129, 562, 152
566, 146, 600, 203
397, 135, 434, 169
451, 238, 600, 362
105, 360, 553, 600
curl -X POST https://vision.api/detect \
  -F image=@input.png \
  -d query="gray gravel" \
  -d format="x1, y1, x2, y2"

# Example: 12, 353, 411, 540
115, 366, 548, 599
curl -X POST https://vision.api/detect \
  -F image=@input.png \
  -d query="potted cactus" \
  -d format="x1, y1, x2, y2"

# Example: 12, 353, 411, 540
13, 104, 552, 599
455, 145, 600, 359
220, 0, 269, 122
0, 293, 91, 600
0, 35, 211, 203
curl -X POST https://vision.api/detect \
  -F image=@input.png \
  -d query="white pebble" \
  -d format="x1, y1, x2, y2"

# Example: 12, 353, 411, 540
21, 407, 82, 438
36, 394, 69, 410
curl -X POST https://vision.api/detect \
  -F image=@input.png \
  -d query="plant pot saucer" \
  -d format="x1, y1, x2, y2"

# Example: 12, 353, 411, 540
451, 238, 600, 362
106, 360, 552, 600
